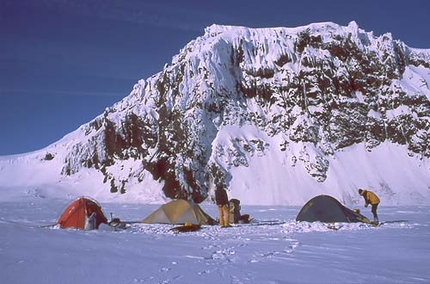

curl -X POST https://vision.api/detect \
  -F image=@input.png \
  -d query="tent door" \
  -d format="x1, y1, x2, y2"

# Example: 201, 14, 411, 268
84, 212, 97, 230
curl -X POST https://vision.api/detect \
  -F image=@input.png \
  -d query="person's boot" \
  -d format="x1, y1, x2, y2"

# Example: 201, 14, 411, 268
374, 216, 379, 225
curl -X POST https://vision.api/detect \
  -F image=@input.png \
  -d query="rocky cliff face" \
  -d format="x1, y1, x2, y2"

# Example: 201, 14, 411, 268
54, 22, 430, 202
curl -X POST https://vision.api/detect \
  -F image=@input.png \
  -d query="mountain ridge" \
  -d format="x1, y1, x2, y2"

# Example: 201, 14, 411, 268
1, 21, 430, 205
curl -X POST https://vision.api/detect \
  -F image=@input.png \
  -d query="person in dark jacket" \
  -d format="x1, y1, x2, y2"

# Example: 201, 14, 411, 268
358, 188, 380, 223
215, 184, 230, 227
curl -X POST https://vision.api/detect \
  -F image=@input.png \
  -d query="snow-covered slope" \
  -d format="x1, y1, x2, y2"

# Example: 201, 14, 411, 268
1, 22, 430, 205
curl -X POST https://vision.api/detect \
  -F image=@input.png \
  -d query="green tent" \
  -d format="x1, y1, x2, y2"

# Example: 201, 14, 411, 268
296, 195, 372, 223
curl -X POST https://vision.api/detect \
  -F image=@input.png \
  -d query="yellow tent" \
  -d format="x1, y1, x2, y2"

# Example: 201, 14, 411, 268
142, 199, 216, 225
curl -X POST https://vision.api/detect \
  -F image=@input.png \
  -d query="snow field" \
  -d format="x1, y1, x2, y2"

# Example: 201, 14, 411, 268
1, 198, 429, 284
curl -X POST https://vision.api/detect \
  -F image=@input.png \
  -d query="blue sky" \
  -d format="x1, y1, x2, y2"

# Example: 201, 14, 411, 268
1, 0, 430, 155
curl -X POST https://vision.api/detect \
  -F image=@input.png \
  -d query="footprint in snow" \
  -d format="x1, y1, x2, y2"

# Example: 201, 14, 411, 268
210, 247, 236, 261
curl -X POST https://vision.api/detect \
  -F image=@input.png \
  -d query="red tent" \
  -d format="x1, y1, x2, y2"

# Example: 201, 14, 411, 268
56, 197, 108, 230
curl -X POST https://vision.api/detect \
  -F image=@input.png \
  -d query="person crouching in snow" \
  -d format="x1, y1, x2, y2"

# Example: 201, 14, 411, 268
358, 188, 380, 223
215, 184, 230, 227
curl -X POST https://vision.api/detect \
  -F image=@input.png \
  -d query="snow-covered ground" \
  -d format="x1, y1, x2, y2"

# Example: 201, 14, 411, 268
1, 194, 429, 284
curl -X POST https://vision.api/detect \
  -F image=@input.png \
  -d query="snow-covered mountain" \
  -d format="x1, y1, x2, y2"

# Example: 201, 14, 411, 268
1, 21, 430, 205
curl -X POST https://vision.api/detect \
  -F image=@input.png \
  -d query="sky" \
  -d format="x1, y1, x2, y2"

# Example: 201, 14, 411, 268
1, 0, 430, 155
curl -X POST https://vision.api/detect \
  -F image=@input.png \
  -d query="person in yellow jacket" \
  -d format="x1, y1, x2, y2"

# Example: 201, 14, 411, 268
358, 189, 380, 223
